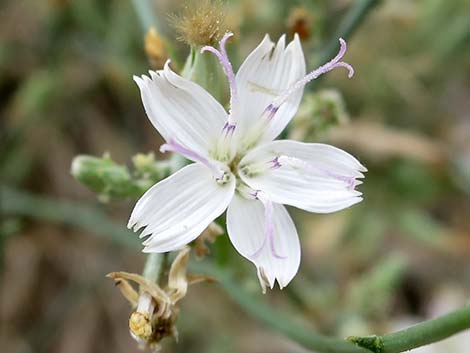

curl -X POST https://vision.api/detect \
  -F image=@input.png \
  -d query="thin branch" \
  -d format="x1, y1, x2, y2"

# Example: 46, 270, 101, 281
317, 0, 382, 65
308, 0, 381, 91
349, 306, 470, 353
131, 0, 159, 34
1, 186, 138, 249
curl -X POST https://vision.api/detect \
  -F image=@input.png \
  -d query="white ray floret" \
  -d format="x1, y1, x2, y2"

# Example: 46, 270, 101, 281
130, 33, 366, 291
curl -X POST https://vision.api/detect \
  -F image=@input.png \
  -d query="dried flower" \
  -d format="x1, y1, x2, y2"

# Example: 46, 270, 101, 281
193, 222, 224, 259
130, 33, 365, 293
287, 7, 313, 40
169, 0, 227, 46
107, 247, 212, 350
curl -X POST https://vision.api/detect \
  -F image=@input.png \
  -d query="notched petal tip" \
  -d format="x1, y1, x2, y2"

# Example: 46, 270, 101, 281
163, 59, 172, 70
142, 246, 153, 253
277, 34, 286, 48
290, 33, 303, 50
148, 70, 160, 81
141, 74, 152, 85
257, 267, 272, 294
127, 218, 138, 230
262, 33, 272, 44
133, 75, 143, 86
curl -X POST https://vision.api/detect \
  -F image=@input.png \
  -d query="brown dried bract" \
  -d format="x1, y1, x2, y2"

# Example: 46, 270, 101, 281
193, 222, 224, 259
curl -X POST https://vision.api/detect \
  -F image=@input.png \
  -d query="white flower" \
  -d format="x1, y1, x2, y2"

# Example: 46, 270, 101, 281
129, 33, 366, 292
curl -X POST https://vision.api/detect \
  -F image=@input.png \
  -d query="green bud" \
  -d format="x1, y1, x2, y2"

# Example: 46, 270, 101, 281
71, 152, 181, 201
289, 89, 349, 141
347, 335, 384, 353
132, 153, 160, 179
71, 154, 137, 200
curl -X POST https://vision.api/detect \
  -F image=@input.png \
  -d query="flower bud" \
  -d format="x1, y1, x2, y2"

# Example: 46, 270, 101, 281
289, 89, 349, 141
70, 154, 134, 200
145, 27, 167, 69
287, 7, 313, 40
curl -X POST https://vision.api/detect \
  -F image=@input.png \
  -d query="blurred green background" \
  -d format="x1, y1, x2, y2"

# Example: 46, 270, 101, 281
1, 0, 469, 352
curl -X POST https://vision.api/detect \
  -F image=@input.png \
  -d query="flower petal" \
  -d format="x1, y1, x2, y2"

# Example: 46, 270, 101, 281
235, 34, 306, 143
226, 194, 300, 292
239, 140, 366, 213
128, 163, 235, 253
134, 62, 227, 158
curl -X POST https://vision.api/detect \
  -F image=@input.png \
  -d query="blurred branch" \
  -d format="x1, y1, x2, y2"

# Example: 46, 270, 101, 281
1, 186, 139, 249
308, 0, 381, 91
348, 305, 470, 353
3, 187, 470, 353
131, 0, 159, 34
317, 0, 382, 65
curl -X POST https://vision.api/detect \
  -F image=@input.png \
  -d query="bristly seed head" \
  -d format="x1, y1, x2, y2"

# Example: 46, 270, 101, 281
169, 0, 228, 46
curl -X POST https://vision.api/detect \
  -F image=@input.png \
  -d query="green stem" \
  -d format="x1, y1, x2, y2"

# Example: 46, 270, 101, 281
3, 187, 470, 353
142, 253, 164, 283
349, 306, 470, 353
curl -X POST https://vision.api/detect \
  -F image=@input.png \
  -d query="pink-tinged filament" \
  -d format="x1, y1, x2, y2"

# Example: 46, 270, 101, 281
273, 155, 360, 190
249, 192, 287, 260
201, 32, 238, 130
260, 38, 354, 121
160, 139, 225, 180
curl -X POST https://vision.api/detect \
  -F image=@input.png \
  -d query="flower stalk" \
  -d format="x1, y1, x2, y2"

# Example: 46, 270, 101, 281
142, 253, 165, 284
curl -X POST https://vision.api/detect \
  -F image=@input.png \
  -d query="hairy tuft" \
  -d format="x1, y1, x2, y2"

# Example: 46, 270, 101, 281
169, 0, 227, 47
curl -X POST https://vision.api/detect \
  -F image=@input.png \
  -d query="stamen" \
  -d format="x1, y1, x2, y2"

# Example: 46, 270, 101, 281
276, 155, 359, 190
249, 192, 287, 260
261, 38, 354, 121
269, 156, 282, 169
201, 32, 238, 122
160, 139, 226, 181
222, 121, 236, 137
160, 139, 209, 166
202, 32, 239, 160
264, 103, 279, 121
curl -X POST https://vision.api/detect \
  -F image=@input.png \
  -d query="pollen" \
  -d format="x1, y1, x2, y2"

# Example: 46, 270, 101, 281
169, 0, 228, 46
